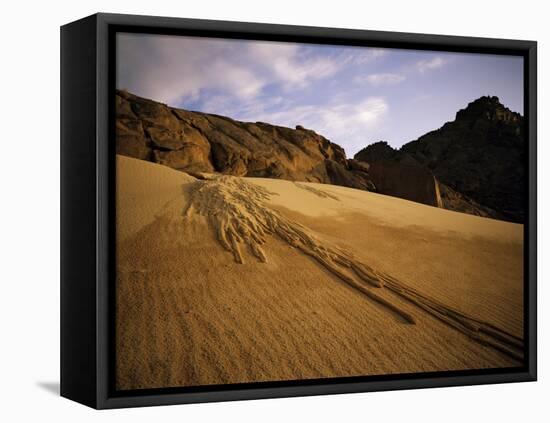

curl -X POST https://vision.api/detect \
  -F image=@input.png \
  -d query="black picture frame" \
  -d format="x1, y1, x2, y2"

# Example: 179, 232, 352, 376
60, 12, 537, 409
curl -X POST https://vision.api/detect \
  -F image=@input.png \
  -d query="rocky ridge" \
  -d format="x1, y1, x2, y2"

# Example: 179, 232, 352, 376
116, 90, 375, 191
355, 97, 525, 222
116, 90, 524, 222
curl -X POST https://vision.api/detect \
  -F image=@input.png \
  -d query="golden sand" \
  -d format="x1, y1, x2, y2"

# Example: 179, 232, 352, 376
116, 155, 524, 390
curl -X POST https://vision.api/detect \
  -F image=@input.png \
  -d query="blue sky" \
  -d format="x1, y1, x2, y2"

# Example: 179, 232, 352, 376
117, 33, 523, 156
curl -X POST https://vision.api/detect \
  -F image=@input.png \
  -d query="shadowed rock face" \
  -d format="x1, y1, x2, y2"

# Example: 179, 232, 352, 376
402, 97, 524, 222
368, 160, 443, 208
116, 90, 374, 191
355, 142, 497, 218
355, 97, 525, 222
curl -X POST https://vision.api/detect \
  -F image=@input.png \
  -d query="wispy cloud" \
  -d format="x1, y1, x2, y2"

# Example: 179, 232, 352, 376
240, 97, 387, 130
117, 34, 268, 104
200, 93, 287, 120
356, 73, 406, 86
117, 34, 386, 106
247, 43, 342, 90
415, 56, 449, 73
117, 33, 524, 153
238, 97, 389, 155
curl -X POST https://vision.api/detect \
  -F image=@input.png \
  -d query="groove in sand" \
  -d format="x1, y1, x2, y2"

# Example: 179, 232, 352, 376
184, 175, 524, 363
294, 182, 341, 201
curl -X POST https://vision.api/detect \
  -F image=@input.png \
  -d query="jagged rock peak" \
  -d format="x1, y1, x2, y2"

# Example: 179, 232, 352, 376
455, 95, 523, 123
354, 141, 396, 163
354, 96, 525, 223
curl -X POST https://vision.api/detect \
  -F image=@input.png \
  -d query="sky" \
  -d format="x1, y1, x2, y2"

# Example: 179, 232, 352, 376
117, 33, 523, 157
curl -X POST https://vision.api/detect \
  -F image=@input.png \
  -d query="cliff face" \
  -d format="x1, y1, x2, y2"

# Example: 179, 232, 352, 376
401, 96, 525, 222
368, 160, 443, 208
116, 90, 375, 191
355, 141, 497, 219
355, 97, 525, 222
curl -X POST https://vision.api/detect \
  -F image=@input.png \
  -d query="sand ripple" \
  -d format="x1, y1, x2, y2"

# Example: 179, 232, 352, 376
184, 175, 524, 363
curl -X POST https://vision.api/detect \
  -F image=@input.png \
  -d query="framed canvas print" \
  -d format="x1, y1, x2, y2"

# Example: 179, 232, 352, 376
60, 13, 537, 409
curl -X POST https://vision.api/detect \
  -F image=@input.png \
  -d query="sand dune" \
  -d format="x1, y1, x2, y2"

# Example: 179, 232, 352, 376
116, 155, 524, 390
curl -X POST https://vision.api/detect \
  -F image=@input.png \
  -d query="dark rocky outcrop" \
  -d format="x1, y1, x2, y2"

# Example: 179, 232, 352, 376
354, 141, 495, 217
355, 97, 525, 222
355, 141, 398, 163
368, 160, 443, 208
401, 96, 525, 222
116, 90, 375, 190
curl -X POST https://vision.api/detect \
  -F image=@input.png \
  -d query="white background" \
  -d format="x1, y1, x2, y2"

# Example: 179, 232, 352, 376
0, 0, 547, 421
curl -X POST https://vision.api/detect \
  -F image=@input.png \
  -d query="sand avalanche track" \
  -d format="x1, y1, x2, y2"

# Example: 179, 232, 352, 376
185, 174, 524, 363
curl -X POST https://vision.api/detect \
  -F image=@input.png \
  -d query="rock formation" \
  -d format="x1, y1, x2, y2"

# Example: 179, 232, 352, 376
404, 96, 524, 222
117, 90, 524, 222
368, 160, 443, 208
116, 90, 375, 191
355, 97, 525, 222
355, 141, 496, 218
